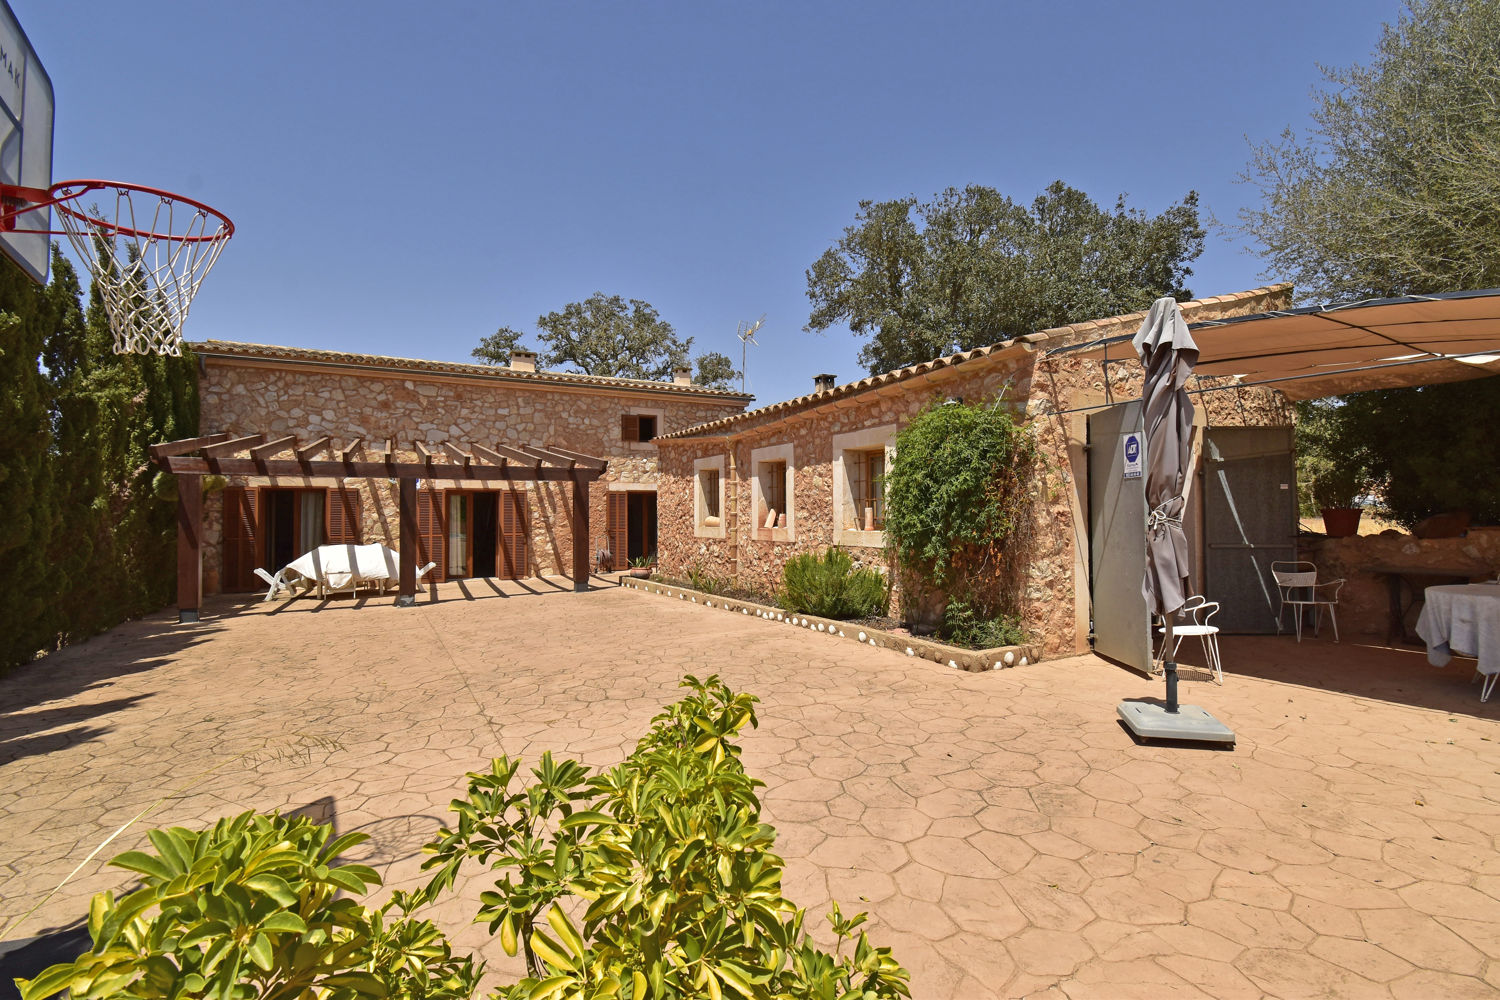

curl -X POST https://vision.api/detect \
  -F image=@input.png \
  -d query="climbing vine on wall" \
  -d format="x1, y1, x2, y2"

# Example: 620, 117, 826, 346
883, 395, 1036, 590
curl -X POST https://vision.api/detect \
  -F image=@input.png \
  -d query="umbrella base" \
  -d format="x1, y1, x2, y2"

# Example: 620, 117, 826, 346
1117, 700, 1235, 745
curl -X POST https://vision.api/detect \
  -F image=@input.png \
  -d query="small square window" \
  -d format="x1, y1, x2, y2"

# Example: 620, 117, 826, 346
622, 413, 659, 442
760, 460, 786, 526
638, 415, 657, 441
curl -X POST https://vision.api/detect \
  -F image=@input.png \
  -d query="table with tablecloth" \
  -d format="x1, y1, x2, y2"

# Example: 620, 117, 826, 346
1415, 583, 1500, 702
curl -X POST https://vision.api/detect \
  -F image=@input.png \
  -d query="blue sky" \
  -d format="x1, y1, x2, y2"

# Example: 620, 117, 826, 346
18, 0, 1403, 407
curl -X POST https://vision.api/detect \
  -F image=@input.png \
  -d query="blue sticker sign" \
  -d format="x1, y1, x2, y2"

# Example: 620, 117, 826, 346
1123, 433, 1143, 479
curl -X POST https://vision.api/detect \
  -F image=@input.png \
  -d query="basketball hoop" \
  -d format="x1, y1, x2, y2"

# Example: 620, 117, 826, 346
44, 180, 234, 356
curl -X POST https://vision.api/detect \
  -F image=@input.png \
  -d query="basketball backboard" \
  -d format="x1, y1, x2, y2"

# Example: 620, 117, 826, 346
0, 0, 53, 284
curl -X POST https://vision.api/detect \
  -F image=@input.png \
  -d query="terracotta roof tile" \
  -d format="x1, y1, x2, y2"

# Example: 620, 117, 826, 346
657, 284, 1291, 441
190, 340, 755, 401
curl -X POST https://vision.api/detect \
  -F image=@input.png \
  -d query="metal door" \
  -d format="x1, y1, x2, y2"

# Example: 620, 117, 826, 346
1202, 427, 1297, 633
1088, 402, 1152, 674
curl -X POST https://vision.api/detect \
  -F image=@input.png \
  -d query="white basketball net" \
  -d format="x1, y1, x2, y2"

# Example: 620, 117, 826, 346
53, 184, 232, 356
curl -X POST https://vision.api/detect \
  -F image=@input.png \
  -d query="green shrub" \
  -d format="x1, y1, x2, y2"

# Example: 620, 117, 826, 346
22, 678, 909, 1000
17, 812, 477, 1000
884, 397, 1035, 587
940, 596, 1027, 649
781, 547, 889, 619
416, 674, 910, 999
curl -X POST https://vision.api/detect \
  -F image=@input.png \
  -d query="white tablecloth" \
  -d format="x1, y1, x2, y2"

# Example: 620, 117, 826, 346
1415, 583, 1500, 679
283, 543, 399, 591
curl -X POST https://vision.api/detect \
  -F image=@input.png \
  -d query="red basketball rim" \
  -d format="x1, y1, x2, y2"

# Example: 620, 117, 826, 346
47, 179, 235, 242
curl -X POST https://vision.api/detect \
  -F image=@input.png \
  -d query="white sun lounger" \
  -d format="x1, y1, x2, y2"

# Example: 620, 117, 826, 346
256, 544, 435, 601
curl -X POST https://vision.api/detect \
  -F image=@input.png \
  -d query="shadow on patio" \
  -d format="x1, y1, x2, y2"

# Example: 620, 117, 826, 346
1185, 634, 1499, 720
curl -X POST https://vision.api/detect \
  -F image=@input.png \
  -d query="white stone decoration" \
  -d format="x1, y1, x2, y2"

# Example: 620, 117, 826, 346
949, 660, 958, 668
1020, 656, 1029, 666
869, 638, 877, 646
858, 631, 867, 642
906, 647, 915, 656
1004, 650, 1015, 665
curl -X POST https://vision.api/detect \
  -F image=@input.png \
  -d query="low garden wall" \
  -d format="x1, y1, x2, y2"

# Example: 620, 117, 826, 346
618, 576, 1041, 672
1300, 528, 1500, 639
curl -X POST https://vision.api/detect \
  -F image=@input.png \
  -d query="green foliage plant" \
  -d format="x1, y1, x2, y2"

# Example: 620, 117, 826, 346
472, 292, 736, 387
805, 182, 1204, 374
780, 547, 889, 620
884, 397, 1036, 590
939, 596, 1027, 650
17, 811, 478, 1000
1294, 399, 1374, 514
415, 674, 911, 1000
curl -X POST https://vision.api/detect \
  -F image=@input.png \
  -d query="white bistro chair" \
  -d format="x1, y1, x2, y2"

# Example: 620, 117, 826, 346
1154, 596, 1224, 684
1271, 561, 1344, 642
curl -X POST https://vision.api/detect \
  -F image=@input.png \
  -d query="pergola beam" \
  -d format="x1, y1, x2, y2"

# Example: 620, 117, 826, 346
202, 433, 266, 458
340, 438, 364, 462
296, 437, 331, 462
545, 445, 609, 471
157, 455, 603, 481
249, 435, 298, 461
149, 432, 231, 460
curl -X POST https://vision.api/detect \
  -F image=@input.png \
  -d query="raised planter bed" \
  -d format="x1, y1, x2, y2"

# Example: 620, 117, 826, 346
618, 577, 1040, 672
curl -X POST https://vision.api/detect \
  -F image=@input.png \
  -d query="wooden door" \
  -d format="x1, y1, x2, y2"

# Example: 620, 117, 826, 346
606, 491, 628, 571
326, 487, 363, 544
415, 489, 446, 582
499, 490, 529, 579
222, 486, 259, 592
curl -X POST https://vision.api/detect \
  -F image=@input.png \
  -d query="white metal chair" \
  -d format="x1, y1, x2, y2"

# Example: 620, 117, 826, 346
1154, 596, 1224, 684
1271, 561, 1344, 641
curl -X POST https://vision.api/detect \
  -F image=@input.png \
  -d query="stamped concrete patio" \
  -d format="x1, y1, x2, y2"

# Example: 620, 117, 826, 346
2, 578, 1498, 999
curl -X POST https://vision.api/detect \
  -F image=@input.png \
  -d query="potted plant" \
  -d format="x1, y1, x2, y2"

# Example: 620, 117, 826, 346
628, 553, 655, 578
1307, 465, 1369, 537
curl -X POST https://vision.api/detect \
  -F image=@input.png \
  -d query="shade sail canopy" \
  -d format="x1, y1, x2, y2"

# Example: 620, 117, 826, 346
1054, 288, 1500, 400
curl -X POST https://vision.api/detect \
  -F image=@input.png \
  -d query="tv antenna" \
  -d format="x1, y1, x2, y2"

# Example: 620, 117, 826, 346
736, 314, 764, 394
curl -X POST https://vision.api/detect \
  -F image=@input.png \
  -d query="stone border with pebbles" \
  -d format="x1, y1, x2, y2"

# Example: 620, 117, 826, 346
618, 577, 1040, 672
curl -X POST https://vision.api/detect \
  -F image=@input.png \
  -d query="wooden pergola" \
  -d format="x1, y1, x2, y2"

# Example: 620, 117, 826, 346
149, 433, 608, 622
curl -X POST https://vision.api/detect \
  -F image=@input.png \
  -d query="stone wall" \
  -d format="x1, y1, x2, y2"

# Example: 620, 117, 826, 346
197, 357, 746, 592
657, 289, 1295, 657
1300, 530, 1500, 639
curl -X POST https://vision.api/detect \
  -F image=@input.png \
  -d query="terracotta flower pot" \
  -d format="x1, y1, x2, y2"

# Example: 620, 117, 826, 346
629, 567, 652, 578
1320, 507, 1363, 537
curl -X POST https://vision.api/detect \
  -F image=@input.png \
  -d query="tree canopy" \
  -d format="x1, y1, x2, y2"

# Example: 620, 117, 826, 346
804, 181, 1205, 375
474, 292, 740, 388
1242, 0, 1500, 526
1239, 0, 1500, 302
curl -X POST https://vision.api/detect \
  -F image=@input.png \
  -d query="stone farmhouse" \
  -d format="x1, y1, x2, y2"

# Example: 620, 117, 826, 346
652, 285, 1295, 657
191, 284, 1294, 660
192, 342, 752, 595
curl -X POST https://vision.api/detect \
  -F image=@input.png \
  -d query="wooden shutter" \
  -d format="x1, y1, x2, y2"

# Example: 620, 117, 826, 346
222, 486, 258, 592
621, 413, 639, 442
326, 487, 363, 543
415, 489, 446, 582
499, 490, 529, 579
606, 491, 629, 570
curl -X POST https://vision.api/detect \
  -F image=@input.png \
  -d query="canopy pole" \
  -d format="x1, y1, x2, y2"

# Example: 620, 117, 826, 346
1162, 616, 1179, 713
397, 477, 417, 606
572, 472, 590, 592
176, 474, 203, 623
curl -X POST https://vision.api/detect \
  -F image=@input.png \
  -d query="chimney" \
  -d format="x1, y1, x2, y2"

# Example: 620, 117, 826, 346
813, 373, 837, 393
672, 366, 693, 385
509, 349, 537, 372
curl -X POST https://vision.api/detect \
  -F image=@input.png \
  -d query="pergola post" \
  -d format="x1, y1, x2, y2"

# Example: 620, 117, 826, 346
572, 472, 590, 592
397, 477, 417, 607
176, 474, 203, 623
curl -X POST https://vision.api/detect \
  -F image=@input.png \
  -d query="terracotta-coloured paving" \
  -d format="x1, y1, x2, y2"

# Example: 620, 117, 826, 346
1, 579, 1497, 999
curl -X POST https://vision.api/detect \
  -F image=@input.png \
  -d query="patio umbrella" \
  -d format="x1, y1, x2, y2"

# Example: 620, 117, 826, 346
1118, 297, 1234, 743
1136, 296, 1196, 642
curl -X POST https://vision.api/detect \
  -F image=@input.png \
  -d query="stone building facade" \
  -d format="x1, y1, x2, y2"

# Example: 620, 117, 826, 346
654, 286, 1297, 657
193, 342, 751, 595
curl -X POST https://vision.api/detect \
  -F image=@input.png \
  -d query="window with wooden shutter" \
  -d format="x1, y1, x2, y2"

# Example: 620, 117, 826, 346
415, 489, 446, 582
622, 414, 640, 442
500, 490, 529, 579
326, 487, 363, 543
222, 486, 259, 592
606, 491, 629, 570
